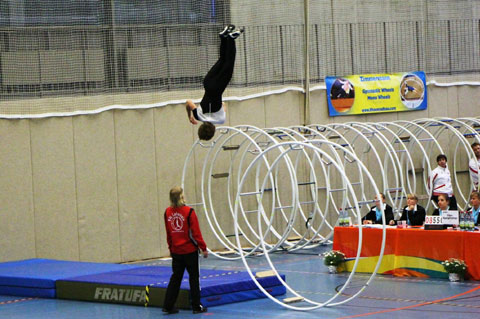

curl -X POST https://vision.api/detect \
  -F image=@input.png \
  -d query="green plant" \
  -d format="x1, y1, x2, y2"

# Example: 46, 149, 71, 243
323, 250, 346, 266
441, 258, 467, 275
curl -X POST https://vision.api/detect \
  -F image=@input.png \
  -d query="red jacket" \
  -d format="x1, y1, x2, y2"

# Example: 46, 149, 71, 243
164, 205, 207, 255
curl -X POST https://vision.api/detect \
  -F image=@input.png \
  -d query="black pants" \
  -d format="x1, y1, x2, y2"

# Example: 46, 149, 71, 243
431, 194, 458, 210
200, 36, 236, 113
163, 251, 201, 310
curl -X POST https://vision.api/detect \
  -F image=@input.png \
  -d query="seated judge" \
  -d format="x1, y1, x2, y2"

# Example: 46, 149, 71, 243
362, 193, 394, 225
432, 193, 450, 217
466, 191, 480, 225
390, 193, 426, 226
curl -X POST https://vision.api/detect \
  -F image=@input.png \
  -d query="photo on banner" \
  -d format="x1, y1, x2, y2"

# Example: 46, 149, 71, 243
326, 71, 427, 116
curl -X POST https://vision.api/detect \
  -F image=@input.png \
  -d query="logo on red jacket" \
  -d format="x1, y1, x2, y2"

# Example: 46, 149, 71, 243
168, 212, 185, 232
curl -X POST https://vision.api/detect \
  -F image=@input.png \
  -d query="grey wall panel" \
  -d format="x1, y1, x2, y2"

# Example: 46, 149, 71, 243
0, 119, 35, 262
457, 86, 480, 117
84, 50, 106, 82
1, 52, 40, 85
114, 109, 161, 262
309, 89, 329, 124
446, 87, 460, 119
30, 117, 79, 260
127, 47, 168, 80
427, 86, 449, 118
73, 112, 121, 263
39, 50, 85, 83
265, 91, 303, 127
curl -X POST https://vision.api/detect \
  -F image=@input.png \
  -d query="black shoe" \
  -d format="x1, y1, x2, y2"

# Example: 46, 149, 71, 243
219, 24, 235, 38
192, 305, 208, 314
228, 27, 244, 39
162, 308, 179, 314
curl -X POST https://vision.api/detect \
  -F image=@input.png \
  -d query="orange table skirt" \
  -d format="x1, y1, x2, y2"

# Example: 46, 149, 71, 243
333, 227, 480, 280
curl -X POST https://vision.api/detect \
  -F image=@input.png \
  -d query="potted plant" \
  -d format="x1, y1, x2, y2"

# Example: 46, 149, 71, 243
441, 258, 467, 282
323, 250, 346, 273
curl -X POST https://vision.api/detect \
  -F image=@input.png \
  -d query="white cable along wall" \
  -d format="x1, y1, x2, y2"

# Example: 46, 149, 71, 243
182, 117, 479, 310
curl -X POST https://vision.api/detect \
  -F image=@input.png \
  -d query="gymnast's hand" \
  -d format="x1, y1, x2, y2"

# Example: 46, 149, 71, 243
202, 250, 208, 258
186, 100, 198, 125
189, 115, 198, 125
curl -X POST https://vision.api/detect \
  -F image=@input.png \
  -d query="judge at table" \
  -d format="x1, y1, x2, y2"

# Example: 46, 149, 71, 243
391, 193, 426, 226
362, 193, 394, 225
466, 191, 480, 225
432, 193, 450, 217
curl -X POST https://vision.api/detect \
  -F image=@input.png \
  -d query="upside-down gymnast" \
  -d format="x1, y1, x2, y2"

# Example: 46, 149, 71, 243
186, 24, 244, 141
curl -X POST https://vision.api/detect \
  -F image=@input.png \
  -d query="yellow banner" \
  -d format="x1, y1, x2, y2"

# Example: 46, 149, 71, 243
326, 71, 427, 116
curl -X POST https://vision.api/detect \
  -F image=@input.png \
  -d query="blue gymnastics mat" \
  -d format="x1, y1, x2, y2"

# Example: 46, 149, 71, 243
0, 259, 138, 298
0, 259, 286, 308
57, 266, 286, 308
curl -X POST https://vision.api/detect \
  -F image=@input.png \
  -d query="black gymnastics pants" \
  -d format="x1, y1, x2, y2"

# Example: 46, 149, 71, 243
200, 36, 236, 113
163, 251, 201, 310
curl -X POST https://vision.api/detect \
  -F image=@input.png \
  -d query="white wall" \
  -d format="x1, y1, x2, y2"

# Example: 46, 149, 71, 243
0, 83, 478, 263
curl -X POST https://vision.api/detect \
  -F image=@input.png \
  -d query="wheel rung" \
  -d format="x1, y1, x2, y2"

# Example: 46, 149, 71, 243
408, 168, 424, 174
358, 200, 376, 205
226, 233, 243, 238
212, 173, 229, 178
299, 201, 315, 205
267, 130, 284, 135
418, 138, 433, 142
275, 205, 293, 210
222, 145, 240, 150
186, 202, 204, 206
329, 188, 346, 193
198, 142, 214, 148
245, 210, 258, 214
298, 181, 315, 186
240, 191, 261, 196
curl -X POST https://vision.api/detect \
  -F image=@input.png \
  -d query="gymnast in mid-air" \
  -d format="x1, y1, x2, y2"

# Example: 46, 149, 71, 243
186, 24, 244, 141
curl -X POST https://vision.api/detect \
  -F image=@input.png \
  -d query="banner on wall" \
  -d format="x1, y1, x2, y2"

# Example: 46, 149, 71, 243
326, 71, 427, 116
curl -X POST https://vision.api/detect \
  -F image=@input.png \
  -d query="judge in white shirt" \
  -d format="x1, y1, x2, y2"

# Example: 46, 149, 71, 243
429, 154, 457, 210
469, 142, 480, 191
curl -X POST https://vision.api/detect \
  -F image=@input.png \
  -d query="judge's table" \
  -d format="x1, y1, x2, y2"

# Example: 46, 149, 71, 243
333, 225, 480, 280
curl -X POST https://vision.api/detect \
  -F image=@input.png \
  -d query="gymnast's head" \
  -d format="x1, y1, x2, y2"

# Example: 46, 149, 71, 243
198, 122, 216, 141
169, 186, 186, 208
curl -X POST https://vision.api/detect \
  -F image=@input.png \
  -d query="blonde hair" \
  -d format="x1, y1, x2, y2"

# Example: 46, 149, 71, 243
471, 191, 480, 200
170, 186, 186, 207
407, 193, 418, 201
